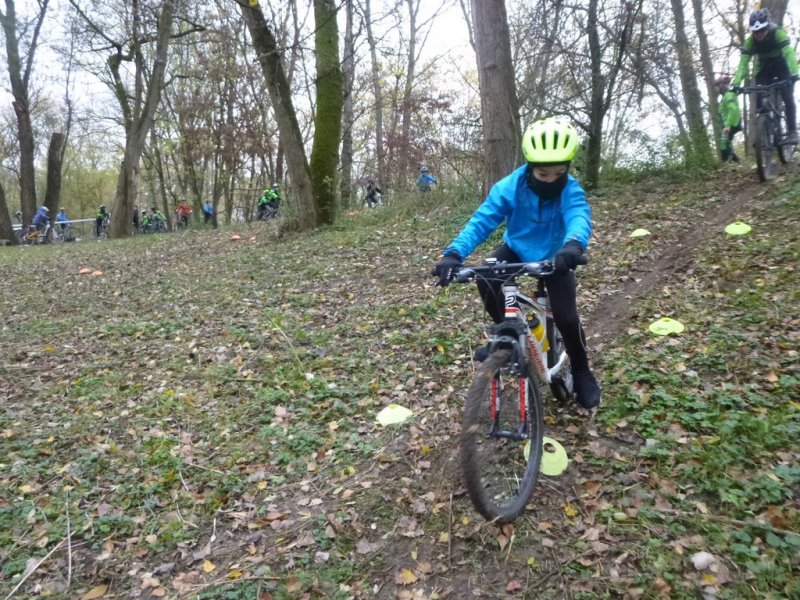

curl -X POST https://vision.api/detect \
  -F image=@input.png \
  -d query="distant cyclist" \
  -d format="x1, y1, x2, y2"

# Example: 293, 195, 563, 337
32, 206, 50, 232
175, 199, 193, 228
364, 177, 383, 208
202, 199, 214, 224
95, 205, 110, 237
416, 165, 438, 192
55, 207, 70, 230
714, 75, 742, 163
732, 8, 799, 144
257, 184, 280, 220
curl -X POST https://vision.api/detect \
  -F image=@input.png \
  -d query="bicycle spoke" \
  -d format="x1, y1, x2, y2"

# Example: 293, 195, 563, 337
460, 350, 543, 523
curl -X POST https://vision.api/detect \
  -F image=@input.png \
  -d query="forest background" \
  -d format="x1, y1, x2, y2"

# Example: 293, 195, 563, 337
0, 0, 796, 240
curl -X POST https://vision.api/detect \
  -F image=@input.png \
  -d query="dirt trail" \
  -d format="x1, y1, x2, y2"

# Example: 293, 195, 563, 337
586, 170, 772, 342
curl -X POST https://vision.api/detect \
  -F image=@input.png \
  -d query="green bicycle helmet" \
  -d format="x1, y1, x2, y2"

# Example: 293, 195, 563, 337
522, 118, 580, 164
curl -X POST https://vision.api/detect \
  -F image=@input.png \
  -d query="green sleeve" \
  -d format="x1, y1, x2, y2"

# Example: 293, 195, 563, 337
732, 37, 754, 87
720, 92, 741, 128
777, 28, 799, 76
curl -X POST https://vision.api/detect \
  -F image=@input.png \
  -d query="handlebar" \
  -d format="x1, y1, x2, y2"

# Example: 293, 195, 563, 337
452, 256, 587, 283
736, 80, 793, 94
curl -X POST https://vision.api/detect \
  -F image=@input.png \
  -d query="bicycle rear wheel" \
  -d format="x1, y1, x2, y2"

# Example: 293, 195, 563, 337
460, 349, 544, 523
755, 114, 777, 182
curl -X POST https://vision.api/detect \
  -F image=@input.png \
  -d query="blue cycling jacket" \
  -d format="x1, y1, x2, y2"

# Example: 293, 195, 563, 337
444, 165, 592, 262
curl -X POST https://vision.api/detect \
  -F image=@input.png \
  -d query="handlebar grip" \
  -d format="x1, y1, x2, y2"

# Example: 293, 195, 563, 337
576, 254, 589, 266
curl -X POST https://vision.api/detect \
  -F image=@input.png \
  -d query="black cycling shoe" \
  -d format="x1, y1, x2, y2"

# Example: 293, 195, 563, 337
474, 345, 490, 363
573, 370, 601, 409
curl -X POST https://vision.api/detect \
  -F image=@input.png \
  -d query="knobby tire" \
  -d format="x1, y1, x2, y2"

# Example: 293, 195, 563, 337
460, 349, 544, 523
755, 114, 776, 182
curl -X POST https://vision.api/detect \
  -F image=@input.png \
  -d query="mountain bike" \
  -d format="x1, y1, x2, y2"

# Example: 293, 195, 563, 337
738, 80, 796, 181
257, 203, 280, 221
18, 223, 56, 245
449, 258, 585, 523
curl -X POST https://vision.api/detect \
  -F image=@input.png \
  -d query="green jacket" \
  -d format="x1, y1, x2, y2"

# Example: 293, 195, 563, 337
719, 91, 741, 128
732, 25, 799, 86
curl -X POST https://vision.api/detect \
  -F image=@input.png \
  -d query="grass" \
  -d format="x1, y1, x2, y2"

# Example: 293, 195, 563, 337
1, 166, 799, 599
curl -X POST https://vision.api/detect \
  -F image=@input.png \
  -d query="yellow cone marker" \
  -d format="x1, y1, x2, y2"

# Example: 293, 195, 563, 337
376, 403, 413, 426
724, 221, 751, 235
648, 317, 685, 336
523, 437, 569, 476
629, 228, 651, 238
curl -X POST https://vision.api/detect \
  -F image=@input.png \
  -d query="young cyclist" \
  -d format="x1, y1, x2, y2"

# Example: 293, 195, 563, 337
732, 8, 799, 144
257, 184, 280, 219
714, 75, 742, 162
417, 165, 438, 192
364, 177, 383, 208
202, 199, 214, 224
431, 117, 601, 409
175, 199, 193, 228
55, 207, 70, 230
95, 205, 110, 237
32, 205, 50, 232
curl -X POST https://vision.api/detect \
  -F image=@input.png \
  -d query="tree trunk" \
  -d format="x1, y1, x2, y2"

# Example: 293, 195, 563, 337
763, 0, 788, 25
241, 4, 316, 229
43, 132, 66, 214
0, 0, 48, 224
364, 0, 387, 189
0, 180, 16, 245
340, 0, 355, 209
670, 0, 712, 166
310, 0, 344, 225
691, 0, 721, 158
108, 0, 175, 238
400, 0, 418, 182
470, 0, 521, 193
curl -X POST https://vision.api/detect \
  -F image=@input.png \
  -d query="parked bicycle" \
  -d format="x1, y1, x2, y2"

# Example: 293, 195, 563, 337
737, 80, 796, 181
447, 258, 586, 523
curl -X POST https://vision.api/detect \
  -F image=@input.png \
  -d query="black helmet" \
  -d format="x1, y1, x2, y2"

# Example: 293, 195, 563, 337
749, 8, 769, 31
100, 204, 107, 211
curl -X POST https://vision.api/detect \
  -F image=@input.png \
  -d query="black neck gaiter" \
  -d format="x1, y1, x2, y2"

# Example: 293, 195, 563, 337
526, 165, 569, 200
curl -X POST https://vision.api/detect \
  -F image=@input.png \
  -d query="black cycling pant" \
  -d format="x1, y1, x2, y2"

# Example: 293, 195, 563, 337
756, 70, 797, 132
476, 244, 590, 373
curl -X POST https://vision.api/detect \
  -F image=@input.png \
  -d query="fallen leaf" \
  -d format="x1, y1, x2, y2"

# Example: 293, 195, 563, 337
81, 585, 108, 600
395, 569, 419, 585
506, 579, 523, 593
202, 559, 216, 573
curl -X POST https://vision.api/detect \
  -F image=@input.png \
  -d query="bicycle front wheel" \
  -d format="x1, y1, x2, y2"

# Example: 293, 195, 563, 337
460, 349, 544, 523
755, 114, 777, 182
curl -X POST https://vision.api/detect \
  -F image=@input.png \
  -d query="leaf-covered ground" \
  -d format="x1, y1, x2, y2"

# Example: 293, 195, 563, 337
1, 165, 798, 600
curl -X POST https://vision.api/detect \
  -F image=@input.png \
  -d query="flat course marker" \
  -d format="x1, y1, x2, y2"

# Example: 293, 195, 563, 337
648, 317, 685, 336
724, 221, 752, 235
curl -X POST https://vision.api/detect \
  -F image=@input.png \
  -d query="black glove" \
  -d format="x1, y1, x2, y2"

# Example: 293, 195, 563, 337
554, 241, 585, 274
732, 85, 743, 94
431, 253, 463, 287
792, 74, 800, 83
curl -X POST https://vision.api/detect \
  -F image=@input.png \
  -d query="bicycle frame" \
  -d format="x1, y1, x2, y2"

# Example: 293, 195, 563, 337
498, 283, 567, 385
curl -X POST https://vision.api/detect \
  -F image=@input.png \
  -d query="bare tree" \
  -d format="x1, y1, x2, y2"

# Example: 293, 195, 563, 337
241, 2, 316, 229
0, 0, 49, 226
340, 0, 356, 208
670, 0, 713, 165
469, 0, 521, 193
68, 0, 202, 237
691, 0, 722, 157
363, 0, 387, 187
